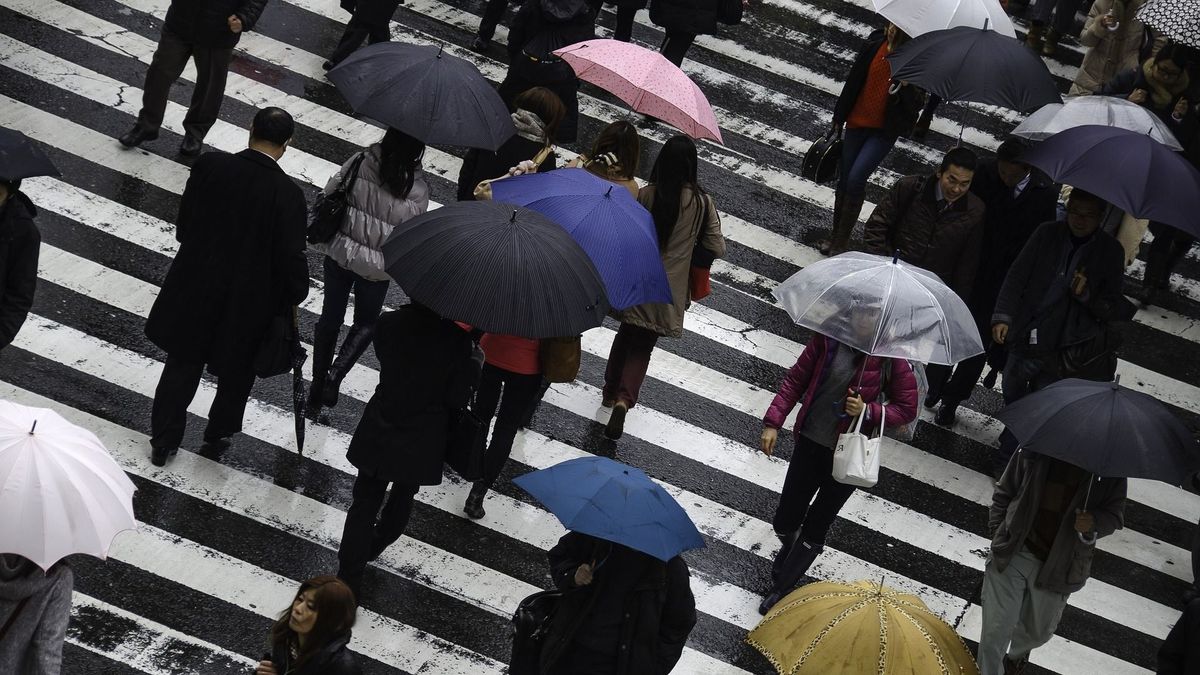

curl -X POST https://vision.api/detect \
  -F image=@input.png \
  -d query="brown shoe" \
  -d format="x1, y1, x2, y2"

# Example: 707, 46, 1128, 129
1024, 24, 1044, 52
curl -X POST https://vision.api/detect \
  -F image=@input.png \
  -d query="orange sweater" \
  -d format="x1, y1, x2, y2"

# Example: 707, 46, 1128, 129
846, 42, 892, 130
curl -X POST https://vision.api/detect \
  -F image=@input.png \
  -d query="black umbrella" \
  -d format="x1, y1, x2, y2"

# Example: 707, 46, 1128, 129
995, 377, 1199, 482
327, 42, 516, 151
381, 201, 610, 337
0, 128, 60, 183
886, 26, 1062, 113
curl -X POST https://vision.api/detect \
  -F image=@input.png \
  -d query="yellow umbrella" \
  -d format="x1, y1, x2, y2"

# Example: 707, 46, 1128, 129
746, 580, 980, 675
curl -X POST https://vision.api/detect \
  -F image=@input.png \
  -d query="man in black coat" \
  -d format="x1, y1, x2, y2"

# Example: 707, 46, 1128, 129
648, 0, 718, 66
145, 107, 309, 467
118, 0, 270, 156
324, 0, 403, 69
0, 181, 39, 353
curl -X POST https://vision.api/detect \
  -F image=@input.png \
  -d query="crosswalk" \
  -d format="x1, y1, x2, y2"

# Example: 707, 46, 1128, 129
0, 0, 1197, 672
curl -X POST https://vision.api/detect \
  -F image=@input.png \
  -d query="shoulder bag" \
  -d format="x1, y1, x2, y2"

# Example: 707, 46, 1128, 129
832, 403, 885, 487
689, 194, 716, 301
509, 588, 565, 675
307, 151, 366, 245
254, 306, 304, 378
445, 337, 487, 481
540, 336, 582, 383
801, 131, 843, 185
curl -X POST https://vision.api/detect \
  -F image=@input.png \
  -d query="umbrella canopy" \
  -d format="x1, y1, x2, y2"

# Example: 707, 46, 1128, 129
871, 0, 1016, 38
381, 201, 609, 338
327, 43, 515, 151
1022, 125, 1200, 237
1136, 0, 1200, 48
995, 377, 1199, 481
773, 252, 983, 365
747, 580, 980, 675
887, 26, 1061, 112
488, 168, 672, 310
513, 456, 705, 561
0, 128, 60, 183
0, 400, 137, 570
1013, 96, 1182, 150
553, 39, 723, 144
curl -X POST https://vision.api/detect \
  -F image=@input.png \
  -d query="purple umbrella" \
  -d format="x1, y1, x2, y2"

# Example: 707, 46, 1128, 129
1023, 125, 1200, 237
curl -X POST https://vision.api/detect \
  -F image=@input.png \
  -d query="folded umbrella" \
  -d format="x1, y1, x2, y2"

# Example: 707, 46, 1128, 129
773, 252, 983, 365
1022, 125, 1200, 237
1136, 0, 1200, 49
1013, 96, 1182, 150
489, 168, 672, 310
0, 128, 60, 183
327, 43, 515, 151
382, 201, 609, 338
872, 0, 1016, 38
513, 456, 705, 561
289, 307, 307, 456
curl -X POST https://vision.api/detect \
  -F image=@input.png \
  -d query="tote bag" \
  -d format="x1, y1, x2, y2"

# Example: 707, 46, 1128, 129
832, 403, 885, 488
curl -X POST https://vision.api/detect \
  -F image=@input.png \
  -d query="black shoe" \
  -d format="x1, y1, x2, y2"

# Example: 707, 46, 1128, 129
758, 589, 783, 615
771, 531, 799, 582
934, 403, 957, 426
470, 35, 490, 53
923, 393, 940, 409
179, 134, 203, 156
198, 437, 231, 461
322, 60, 336, 71
605, 401, 628, 440
119, 125, 158, 148
982, 367, 999, 390
150, 445, 178, 467
464, 486, 487, 520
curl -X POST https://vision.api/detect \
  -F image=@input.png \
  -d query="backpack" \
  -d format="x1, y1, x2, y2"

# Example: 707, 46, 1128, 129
880, 358, 927, 442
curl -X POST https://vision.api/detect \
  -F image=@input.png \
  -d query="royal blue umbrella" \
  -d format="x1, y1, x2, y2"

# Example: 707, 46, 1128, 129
513, 456, 705, 561
489, 169, 672, 310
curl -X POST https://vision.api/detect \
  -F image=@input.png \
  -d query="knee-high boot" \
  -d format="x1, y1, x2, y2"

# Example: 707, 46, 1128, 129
322, 324, 375, 407
820, 192, 845, 255
830, 193, 865, 255
759, 538, 824, 615
307, 327, 338, 418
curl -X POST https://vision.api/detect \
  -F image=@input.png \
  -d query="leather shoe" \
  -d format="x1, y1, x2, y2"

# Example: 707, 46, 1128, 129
934, 403, 957, 426
199, 437, 231, 461
179, 134, 203, 157
923, 393, 940, 409
119, 125, 158, 148
470, 35, 490, 53
605, 401, 628, 440
150, 446, 178, 467
758, 590, 783, 615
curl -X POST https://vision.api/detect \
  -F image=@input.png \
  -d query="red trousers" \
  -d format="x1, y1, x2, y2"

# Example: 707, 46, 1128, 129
602, 323, 660, 407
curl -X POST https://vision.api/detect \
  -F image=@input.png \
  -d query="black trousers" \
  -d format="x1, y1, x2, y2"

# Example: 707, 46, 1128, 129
150, 354, 256, 450
1145, 222, 1195, 290
472, 363, 543, 488
659, 30, 696, 67
328, 12, 392, 66
337, 472, 420, 586
926, 348, 990, 408
586, 0, 638, 42
137, 28, 234, 141
771, 434, 856, 545
477, 0, 510, 39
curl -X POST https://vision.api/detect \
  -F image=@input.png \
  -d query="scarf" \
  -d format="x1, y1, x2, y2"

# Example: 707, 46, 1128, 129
511, 108, 548, 144
1143, 59, 1190, 109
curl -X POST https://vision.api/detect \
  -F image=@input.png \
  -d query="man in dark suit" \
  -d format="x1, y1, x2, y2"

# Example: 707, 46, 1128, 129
118, 0, 270, 156
144, 107, 310, 467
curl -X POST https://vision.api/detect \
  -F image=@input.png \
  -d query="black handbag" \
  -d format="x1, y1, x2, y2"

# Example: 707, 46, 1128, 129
445, 338, 487, 481
254, 308, 302, 378
1059, 327, 1121, 382
801, 131, 842, 184
509, 589, 565, 675
716, 0, 743, 25
307, 152, 366, 245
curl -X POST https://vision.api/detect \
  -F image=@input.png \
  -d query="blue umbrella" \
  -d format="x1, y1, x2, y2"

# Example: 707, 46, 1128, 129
489, 169, 673, 310
513, 456, 705, 561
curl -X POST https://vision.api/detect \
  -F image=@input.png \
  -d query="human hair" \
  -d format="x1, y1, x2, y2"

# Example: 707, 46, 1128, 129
1068, 188, 1105, 208
940, 147, 978, 173
1153, 43, 1186, 67
514, 87, 566, 146
587, 121, 641, 180
251, 107, 295, 146
886, 23, 912, 49
268, 576, 356, 669
379, 128, 425, 198
647, 135, 701, 249
995, 138, 1027, 164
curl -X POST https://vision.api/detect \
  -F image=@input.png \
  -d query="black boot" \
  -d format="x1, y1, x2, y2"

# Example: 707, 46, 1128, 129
307, 327, 338, 419
322, 325, 375, 408
770, 530, 799, 582
759, 538, 823, 615
830, 194, 864, 256
464, 482, 488, 519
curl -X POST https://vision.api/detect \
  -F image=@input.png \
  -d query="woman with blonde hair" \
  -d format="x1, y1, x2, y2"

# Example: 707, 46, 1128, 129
255, 575, 360, 675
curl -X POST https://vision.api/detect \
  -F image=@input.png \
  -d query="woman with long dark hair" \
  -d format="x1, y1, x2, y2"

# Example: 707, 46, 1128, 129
255, 575, 360, 675
602, 136, 724, 440
308, 128, 429, 420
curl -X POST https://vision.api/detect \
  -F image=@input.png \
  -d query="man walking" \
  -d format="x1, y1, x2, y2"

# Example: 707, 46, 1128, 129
144, 108, 309, 467
118, 0, 270, 156
979, 450, 1126, 675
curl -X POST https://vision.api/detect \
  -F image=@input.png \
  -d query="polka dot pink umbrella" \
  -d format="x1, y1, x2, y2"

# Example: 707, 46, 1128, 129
553, 39, 724, 145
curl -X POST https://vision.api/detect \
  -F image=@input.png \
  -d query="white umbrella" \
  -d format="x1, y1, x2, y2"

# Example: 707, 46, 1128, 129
0, 400, 136, 570
871, 0, 1016, 38
773, 252, 984, 365
1013, 95, 1183, 150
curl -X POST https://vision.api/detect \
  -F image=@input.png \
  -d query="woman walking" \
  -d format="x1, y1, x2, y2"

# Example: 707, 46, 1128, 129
602, 135, 724, 440
0, 554, 71, 674
573, 120, 642, 198
1070, 0, 1156, 94
457, 87, 565, 200
308, 128, 429, 420
255, 576, 360, 675
757, 332, 918, 614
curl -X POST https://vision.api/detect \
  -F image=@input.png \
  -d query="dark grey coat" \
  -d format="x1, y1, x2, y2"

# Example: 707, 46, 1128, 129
0, 192, 39, 350
0, 555, 72, 675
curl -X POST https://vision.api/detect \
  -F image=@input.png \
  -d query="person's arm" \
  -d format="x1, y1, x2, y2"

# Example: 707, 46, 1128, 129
1097, 68, 1137, 97
763, 337, 819, 430
1079, 0, 1112, 47
989, 454, 1025, 534
0, 222, 39, 349
547, 532, 594, 590
176, 154, 213, 244
863, 179, 906, 255
234, 0, 270, 32
698, 194, 726, 258
991, 223, 1048, 338
1090, 477, 1127, 538
275, 186, 311, 307
655, 558, 698, 675
865, 358, 918, 433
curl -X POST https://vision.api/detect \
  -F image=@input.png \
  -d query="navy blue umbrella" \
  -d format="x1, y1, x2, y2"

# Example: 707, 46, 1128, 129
514, 456, 706, 561
1022, 125, 1200, 238
0, 128, 59, 183
490, 169, 672, 310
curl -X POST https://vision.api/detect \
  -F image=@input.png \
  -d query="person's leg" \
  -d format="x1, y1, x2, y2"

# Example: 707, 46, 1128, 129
925, 363, 952, 408
480, 371, 543, 488
603, 323, 632, 404
350, 276, 389, 329
833, 130, 896, 253
1049, 0, 1082, 37
796, 466, 856, 547
941, 351, 988, 408
659, 30, 696, 67
311, 257, 353, 413
337, 472, 390, 597
328, 15, 373, 66
612, 324, 659, 408
978, 553, 1034, 675
477, 0, 510, 40
131, 29, 192, 137
203, 366, 257, 444
323, 270, 382, 407
613, 4, 637, 42
1001, 351, 1043, 404
150, 355, 205, 454
371, 481, 421, 555
771, 436, 828, 537
1006, 553, 1070, 663
181, 46, 234, 144
366, 18, 392, 44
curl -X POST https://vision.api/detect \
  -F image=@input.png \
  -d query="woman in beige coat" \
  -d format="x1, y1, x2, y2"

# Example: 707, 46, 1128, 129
602, 135, 725, 439
1071, 0, 1155, 95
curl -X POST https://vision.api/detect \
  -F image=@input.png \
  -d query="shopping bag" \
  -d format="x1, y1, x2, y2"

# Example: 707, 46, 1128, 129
832, 403, 884, 487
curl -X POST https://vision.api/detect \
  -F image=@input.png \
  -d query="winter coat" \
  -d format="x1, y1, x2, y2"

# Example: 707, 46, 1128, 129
863, 174, 986, 299
1158, 597, 1200, 674
1100, 62, 1195, 130
144, 149, 310, 376
763, 333, 918, 439
588, 0, 648, 13
991, 221, 1126, 355
539, 532, 696, 675
163, 0, 269, 49
346, 305, 478, 486
648, 0, 718, 36
832, 30, 927, 138
989, 451, 1126, 594
457, 135, 557, 201
1071, 0, 1152, 95
613, 186, 725, 338
315, 145, 430, 282
0, 192, 39, 350
348, 0, 405, 28
0, 555, 72, 675
267, 632, 361, 675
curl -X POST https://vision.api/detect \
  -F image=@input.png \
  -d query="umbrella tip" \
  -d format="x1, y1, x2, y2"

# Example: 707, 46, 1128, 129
984, 17, 990, 30
510, 209, 518, 224
29, 420, 37, 435
605, 185, 613, 197
891, 249, 900, 265
1113, 374, 1121, 388
437, 44, 443, 57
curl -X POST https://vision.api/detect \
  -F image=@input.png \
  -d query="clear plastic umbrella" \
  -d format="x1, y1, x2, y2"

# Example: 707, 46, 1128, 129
1013, 96, 1183, 150
773, 252, 984, 365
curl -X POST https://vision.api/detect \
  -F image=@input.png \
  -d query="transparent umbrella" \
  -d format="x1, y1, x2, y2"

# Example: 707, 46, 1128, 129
773, 252, 983, 365
1013, 95, 1183, 150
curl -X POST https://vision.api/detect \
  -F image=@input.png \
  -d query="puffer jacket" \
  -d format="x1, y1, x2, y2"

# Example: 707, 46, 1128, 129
763, 333, 918, 439
315, 145, 430, 282
0, 555, 73, 675
1071, 0, 1153, 95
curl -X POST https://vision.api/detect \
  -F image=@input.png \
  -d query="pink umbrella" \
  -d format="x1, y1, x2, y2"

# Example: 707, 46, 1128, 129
553, 39, 723, 144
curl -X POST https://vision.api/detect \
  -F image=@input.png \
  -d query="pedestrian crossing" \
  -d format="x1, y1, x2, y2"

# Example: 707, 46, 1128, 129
0, 0, 1197, 672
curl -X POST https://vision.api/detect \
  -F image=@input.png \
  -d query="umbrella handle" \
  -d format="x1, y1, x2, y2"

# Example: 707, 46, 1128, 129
1076, 475, 1096, 545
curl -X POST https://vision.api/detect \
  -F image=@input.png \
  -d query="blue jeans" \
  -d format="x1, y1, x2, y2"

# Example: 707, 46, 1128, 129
315, 256, 390, 339
838, 127, 897, 198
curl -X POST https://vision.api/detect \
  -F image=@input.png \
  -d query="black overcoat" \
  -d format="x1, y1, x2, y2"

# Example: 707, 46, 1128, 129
145, 149, 309, 376
267, 632, 361, 675
456, 135, 558, 201
164, 0, 270, 49
0, 192, 39, 350
648, 0, 718, 35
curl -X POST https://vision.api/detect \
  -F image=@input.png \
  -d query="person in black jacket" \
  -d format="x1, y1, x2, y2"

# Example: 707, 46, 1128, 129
256, 575, 361, 675
472, 0, 519, 52
1157, 596, 1200, 674
324, 0, 402, 69
145, 108, 310, 468
538, 532, 697, 675
588, 0, 647, 42
648, 0, 718, 66
335, 303, 480, 601
457, 86, 565, 200
118, 0, 269, 156
0, 180, 39, 353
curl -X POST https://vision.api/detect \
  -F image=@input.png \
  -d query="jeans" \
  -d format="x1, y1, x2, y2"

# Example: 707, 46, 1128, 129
315, 256, 389, 341
837, 127, 898, 198
137, 28, 233, 141
150, 354, 256, 449
602, 323, 660, 407
978, 548, 1070, 675
771, 434, 857, 545
1029, 0, 1082, 33
472, 363, 544, 487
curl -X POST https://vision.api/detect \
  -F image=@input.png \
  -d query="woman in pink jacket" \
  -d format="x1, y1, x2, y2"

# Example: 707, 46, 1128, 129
757, 332, 918, 614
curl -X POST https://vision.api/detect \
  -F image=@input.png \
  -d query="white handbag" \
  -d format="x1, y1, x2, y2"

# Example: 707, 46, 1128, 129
832, 403, 885, 488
